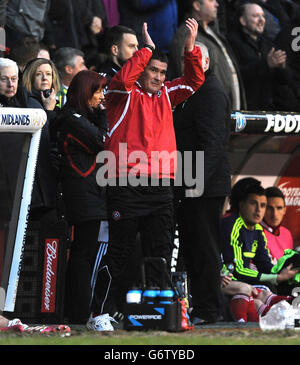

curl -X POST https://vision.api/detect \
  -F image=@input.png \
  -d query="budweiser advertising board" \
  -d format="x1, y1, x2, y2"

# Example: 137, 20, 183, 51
41, 239, 59, 313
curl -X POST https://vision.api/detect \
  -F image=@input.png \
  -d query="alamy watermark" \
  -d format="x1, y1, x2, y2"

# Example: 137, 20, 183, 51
0, 27, 5, 51
96, 142, 204, 193
291, 27, 300, 52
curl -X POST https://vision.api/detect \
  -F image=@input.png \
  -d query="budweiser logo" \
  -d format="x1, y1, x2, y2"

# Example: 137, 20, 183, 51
41, 239, 59, 312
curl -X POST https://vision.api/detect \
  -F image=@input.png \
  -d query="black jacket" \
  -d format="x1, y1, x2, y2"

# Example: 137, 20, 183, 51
173, 70, 231, 198
169, 16, 247, 110
27, 89, 59, 213
229, 28, 298, 111
55, 107, 107, 223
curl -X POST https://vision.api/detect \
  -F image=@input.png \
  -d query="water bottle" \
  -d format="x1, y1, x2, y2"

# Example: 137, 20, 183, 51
159, 288, 174, 304
143, 287, 160, 304
126, 287, 142, 304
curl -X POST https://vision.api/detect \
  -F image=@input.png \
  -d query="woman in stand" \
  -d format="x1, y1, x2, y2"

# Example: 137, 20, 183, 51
54, 70, 108, 324
22, 58, 61, 218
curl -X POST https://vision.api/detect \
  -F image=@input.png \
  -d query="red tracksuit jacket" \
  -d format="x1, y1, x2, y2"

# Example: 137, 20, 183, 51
105, 46, 205, 180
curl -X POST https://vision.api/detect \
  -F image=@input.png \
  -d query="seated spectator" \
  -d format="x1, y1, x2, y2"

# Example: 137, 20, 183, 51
169, 0, 246, 110
221, 177, 298, 293
228, 2, 298, 111
261, 186, 293, 264
52, 47, 87, 108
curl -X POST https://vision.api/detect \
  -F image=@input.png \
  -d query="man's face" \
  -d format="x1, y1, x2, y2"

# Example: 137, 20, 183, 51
138, 59, 167, 94
240, 4, 265, 36
70, 55, 87, 78
264, 197, 286, 229
199, 0, 219, 23
239, 193, 267, 229
115, 33, 138, 67
0, 66, 18, 98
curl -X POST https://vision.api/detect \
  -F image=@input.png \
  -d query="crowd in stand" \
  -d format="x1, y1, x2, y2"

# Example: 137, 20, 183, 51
1, 0, 300, 331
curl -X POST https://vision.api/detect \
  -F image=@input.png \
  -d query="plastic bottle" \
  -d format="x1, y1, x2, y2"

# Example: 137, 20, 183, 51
126, 287, 142, 304
159, 288, 174, 304
143, 287, 160, 304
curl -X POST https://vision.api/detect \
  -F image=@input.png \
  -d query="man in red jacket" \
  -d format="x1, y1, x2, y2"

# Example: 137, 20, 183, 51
89, 18, 205, 331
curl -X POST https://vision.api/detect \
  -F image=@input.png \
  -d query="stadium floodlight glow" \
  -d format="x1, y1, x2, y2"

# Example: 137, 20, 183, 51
0, 108, 47, 312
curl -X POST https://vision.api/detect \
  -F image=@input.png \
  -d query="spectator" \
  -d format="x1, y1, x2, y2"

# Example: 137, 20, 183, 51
9, 37, 51, 72
0, 58, 23, 107
52, 47, 87, 108
87, 19, 205, 331
45, 0, 107, 56
228, 2, 298, 111
96, 25, 138, 78
0, 58, 40, 204
169, 0, 246, 110
118, 0, 178, 54
173, 42, 231, 325
5, 0, 51, 49
240, 0, 291, 42
37, 44, 51, 60
53, 70, 107, 324
261, 186, 294, 264
221, 177, 298, 292
22, 58, 61, 218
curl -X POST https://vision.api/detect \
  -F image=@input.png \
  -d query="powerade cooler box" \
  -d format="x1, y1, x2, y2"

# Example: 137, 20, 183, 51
123, 257, 182, 332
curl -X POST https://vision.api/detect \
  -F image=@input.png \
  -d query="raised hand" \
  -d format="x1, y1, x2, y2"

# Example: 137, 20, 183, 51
142, 22, 155, 50
185, 18, 198, 52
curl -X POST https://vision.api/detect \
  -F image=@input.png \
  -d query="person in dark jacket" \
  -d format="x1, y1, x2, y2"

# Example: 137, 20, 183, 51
0, 57, 39, 222
173, 42, 231, 325
45, 0, 107, 57
96, 25, 138, 78
5, 0, 50, 48
22, 58, 61, 217
228, 2, 298, 111
169, 0, 246, 110
54, 70, 107, 324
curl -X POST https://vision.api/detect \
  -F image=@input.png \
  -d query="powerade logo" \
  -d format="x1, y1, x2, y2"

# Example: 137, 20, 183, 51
235, 112, 247, 132
1, 114, 30, 126
128, 308, 165, 326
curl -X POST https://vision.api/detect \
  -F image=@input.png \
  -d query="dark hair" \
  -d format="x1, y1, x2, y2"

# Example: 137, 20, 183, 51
150, 48, 169, 64
265, 186, 285, 202
104, 25, 137, 54
9, 37, 44, 69
230, 177, 265, 213
66, 70, 107, 116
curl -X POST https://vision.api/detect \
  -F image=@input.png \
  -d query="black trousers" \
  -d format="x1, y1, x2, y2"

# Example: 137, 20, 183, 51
177, 196, 225, 321
64, 220, 101, 323
90, 202, 174, 316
